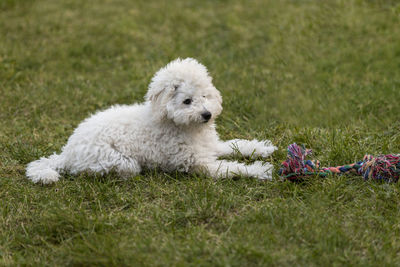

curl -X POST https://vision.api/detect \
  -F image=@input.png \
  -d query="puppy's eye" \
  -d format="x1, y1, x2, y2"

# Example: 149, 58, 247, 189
183, 99, 192, 105
174, 85, 179, 90
202, 95, 206, 98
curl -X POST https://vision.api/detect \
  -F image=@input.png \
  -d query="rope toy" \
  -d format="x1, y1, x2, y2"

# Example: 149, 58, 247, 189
279, 143, 400, 183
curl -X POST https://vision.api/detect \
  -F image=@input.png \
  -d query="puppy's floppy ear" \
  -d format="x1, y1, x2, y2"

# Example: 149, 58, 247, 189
145, 62, 175, 103
145, 82, 175, 103
145, 85, 165, 103
145, 79, 175, 121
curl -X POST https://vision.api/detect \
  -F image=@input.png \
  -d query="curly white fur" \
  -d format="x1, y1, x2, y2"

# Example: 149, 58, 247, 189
26, 58, 276, 184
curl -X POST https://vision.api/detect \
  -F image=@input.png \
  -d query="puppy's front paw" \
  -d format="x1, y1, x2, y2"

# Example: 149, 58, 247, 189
254, 140, 277, 157
250, 161, 273, 180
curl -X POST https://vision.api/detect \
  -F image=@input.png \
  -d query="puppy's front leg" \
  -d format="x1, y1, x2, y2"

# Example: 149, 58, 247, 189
205, 160, 273, 180
216, 139, 276, 157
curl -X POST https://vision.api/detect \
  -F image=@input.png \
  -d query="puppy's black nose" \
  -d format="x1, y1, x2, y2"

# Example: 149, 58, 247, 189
201, 111, 212, 121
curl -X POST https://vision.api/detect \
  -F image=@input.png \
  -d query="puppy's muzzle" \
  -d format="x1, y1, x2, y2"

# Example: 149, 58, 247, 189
201, 111, 212, 122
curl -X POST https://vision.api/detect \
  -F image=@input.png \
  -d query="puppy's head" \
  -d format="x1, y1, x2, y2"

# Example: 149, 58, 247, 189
146, 58, 223, 126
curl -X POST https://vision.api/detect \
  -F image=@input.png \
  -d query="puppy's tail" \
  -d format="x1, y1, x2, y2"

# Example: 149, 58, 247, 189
26, 154, 64, 184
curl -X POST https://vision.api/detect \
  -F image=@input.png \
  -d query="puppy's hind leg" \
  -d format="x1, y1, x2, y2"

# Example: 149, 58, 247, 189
98, 149, 141, 179
115, 156, 142, 179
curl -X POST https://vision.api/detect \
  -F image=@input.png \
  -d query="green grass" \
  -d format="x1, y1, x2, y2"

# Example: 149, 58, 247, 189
1, 0, 400, 265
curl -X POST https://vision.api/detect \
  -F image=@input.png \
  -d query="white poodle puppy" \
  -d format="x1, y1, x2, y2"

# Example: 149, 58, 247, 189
26, 58, 276, 184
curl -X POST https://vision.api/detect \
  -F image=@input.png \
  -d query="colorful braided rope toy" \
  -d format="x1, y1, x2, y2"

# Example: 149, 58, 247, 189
279, 143, 400, 183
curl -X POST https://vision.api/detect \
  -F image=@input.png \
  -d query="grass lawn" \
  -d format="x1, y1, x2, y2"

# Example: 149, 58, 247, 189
1, 0, 400, 265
